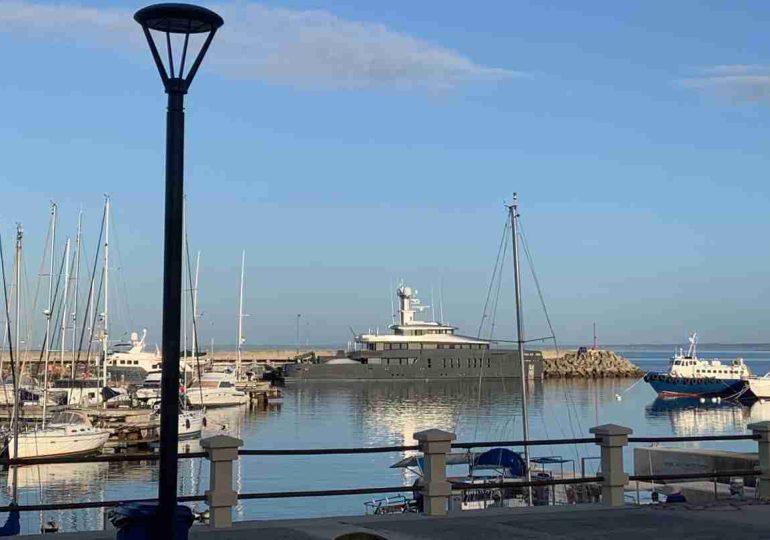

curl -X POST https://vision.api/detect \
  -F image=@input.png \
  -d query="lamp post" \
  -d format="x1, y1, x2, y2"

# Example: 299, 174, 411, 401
134, 4, 223, 536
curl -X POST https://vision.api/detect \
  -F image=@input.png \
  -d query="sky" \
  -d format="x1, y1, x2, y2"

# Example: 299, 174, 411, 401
1, 1, 770, 348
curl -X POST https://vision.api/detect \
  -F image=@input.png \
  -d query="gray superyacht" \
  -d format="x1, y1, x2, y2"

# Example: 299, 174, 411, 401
284, 284, 543, 381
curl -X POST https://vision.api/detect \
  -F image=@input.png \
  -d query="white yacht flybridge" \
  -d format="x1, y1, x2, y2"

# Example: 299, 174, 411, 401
106, 329, 193, 384
284, 283, 543, 381
356, 284, 489, 350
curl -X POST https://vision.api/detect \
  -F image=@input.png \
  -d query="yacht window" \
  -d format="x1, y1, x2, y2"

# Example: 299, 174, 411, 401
487, 359, 491, 368
449, 345, 456, 350
443, 359, 446, 368
427, 359, 432, 368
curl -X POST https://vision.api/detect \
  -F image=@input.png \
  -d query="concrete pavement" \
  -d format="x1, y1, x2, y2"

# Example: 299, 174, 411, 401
22, 501, 770, 539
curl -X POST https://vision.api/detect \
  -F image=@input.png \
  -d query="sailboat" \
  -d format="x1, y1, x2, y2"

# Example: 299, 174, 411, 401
7, 410, 110, 460
380, 195, 540, 510
5, 223, 110, 460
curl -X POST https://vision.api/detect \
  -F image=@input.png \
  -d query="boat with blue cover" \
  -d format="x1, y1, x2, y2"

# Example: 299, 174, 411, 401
644, 333, 750, 398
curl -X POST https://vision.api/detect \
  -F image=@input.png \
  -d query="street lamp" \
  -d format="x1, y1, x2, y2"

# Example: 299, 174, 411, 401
134, 3, 223, 536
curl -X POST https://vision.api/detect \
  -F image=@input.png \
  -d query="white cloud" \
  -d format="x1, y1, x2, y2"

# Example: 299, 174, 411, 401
0, 1, 518, 91
680, 65, 770, 103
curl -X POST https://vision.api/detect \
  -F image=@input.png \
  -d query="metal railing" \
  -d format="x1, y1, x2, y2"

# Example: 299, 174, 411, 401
0, 423, 767, 528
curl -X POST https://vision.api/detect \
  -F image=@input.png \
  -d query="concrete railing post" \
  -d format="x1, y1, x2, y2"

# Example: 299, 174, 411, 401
413, 429, 456, 516
589, 424, 632, 507
749, 421, 770, 499
201, 434, 244, 528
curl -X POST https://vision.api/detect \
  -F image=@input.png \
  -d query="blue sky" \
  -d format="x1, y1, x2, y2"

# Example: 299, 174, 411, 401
1, 1, 770, 347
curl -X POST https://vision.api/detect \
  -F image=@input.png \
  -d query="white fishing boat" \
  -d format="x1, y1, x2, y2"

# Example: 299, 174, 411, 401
186, 372, 248, 408
6, 411, 110, 460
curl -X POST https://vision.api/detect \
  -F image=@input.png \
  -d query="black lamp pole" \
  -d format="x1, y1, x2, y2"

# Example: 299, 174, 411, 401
134, 4, 223, 536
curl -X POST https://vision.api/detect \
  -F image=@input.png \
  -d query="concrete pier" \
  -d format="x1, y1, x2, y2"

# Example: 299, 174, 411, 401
22, 502, 770, 539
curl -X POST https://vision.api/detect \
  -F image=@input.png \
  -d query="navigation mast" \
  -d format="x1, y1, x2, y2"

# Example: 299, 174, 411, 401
509, 193, 532, 504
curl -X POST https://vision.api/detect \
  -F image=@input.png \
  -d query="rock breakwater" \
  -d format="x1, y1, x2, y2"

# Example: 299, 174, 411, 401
542, 349, 643, 378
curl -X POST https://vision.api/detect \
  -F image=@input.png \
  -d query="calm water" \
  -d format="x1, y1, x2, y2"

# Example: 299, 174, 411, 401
5, 347, 770, 534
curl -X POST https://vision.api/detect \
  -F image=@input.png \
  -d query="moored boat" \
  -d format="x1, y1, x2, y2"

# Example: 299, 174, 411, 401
644, 333, 750, 398
186, 371, 248, 408
284, 283, 543, 381
5, 411, 110, 460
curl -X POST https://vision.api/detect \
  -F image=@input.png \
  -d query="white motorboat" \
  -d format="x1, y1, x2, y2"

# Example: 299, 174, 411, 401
135, 370, 162, 407
178, 409, 204, 439
747, 375, 770, 399
150, 407, 204, 439
186, 372, 248, 408
6, 411, 110, 460
107, 330, 195, 385
106, 330, 162, 384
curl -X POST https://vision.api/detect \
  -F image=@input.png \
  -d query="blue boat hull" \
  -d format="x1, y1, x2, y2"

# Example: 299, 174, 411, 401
644, 372, 745, 398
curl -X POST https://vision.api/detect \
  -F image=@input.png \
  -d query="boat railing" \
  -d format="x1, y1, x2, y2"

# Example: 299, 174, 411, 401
0, 426, 766, 528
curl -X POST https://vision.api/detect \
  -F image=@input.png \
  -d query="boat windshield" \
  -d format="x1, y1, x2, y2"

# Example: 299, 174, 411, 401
49, 411, 90, 426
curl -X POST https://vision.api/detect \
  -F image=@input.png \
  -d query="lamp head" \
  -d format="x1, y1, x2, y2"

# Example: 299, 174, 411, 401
134, 3, 224, 92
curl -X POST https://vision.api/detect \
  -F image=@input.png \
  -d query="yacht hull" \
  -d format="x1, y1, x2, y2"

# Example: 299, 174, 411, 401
8, 429, 110, 460
645, 372, 746, 398
284, 350, 542, 381
747, 378, 770, 399
179, 411, 204, 439
187, 393, 248, 408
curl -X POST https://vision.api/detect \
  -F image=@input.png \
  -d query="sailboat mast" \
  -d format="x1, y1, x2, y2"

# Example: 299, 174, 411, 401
60, 238, 71, 371
237, 250, 245, 377
102, 196, 110, 405
509, 193, 532, 503
71, 210, 83, 378
12, 224, 22, 493
182, 197, 188, 364
192, 251, 200, 362
42, 203, 57, 429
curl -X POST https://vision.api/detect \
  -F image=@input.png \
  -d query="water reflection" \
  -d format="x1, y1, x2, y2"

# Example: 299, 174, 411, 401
645, 398, 750, 436
644, 397, 770, 438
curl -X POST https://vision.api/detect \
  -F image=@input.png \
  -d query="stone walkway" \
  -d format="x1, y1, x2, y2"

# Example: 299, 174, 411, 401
23, 502, 770, 539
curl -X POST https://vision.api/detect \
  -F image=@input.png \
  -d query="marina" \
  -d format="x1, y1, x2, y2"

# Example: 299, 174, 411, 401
0, 345, 767, 533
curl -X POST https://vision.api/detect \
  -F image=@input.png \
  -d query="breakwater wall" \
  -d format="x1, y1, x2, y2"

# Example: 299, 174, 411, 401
541, 349, 643, 378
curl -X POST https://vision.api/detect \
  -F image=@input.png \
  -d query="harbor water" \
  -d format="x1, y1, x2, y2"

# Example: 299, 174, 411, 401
5, 346, 770, 534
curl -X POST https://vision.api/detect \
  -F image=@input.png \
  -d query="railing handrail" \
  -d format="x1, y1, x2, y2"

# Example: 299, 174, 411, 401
1, 432, 759, 466
628, 434, 758, 443
2, 466, 762, 514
